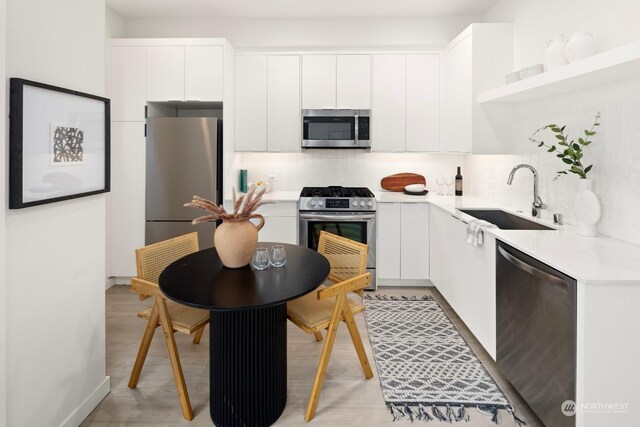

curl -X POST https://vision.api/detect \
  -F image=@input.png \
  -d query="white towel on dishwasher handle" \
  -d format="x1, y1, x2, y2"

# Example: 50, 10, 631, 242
465, 219, 497, 247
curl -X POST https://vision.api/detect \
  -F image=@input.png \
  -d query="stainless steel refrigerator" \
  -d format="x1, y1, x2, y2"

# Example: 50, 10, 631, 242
145, 117, 222, 249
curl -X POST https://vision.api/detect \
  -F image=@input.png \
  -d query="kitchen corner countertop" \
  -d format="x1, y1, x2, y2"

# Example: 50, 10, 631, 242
376, 190, 640, 285
224, 190, 300, 202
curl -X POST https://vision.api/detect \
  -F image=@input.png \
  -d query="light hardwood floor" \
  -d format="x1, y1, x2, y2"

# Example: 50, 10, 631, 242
82, 286, 541, 426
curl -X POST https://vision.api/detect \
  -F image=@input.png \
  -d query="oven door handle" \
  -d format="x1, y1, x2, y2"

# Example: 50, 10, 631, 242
299, 213, 376, 221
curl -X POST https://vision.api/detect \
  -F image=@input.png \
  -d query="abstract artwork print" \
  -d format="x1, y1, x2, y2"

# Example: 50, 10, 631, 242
51, 124, 84, 165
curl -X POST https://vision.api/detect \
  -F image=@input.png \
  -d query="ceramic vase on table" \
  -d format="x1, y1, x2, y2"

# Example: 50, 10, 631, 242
573, 178, 601, 237
214, 214, 265, 268
565, 32, 597, 63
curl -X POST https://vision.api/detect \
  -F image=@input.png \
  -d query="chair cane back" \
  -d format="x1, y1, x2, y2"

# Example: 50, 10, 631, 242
287, 231, 374, 421
128, 232, 208, 421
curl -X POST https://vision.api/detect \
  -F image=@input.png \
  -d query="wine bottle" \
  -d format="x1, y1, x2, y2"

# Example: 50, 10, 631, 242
455, 167, 463, 196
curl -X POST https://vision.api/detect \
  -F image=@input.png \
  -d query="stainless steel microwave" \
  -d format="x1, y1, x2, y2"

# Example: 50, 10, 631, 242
302, 109, 370, 149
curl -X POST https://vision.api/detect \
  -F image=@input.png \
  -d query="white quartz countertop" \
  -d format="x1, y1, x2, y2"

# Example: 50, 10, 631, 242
376, 190, 640, 285
224, 190, 300, 202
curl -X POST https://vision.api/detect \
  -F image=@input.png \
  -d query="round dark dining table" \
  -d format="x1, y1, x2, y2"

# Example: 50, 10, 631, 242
159, 242, 330, 427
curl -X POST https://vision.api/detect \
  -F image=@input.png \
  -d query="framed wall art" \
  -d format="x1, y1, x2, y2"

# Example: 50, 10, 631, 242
9, 78, 110, 209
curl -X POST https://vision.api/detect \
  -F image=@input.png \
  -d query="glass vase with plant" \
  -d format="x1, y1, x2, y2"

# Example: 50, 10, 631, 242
528, 112, 600, 180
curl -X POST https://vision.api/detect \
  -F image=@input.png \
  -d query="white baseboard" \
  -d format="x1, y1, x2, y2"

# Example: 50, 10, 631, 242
59, 376, 110, 427
105, 277, 115, 290
377, 279, 432, 287
113, 276, 132, 285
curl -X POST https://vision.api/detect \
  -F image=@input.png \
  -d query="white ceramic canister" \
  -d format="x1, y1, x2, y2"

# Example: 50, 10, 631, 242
565, 32, 597, 63
573, 178, 601, 237
545, 35, 568, 70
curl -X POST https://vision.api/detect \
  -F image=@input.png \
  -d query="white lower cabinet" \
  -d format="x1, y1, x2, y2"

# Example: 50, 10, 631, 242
429, 205, 496, 358
378, 202, 429, 284
110, 122, 146, 278
225, 202, 298, 244
377, 203, 401, 279
258, 217, 297, 244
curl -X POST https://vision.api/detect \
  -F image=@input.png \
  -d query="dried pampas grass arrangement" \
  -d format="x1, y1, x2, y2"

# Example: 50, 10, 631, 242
184, 184, 273, 224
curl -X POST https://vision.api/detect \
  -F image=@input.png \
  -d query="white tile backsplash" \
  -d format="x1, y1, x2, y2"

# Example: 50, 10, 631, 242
465, 75, 640, 246
231, 151, 465, 193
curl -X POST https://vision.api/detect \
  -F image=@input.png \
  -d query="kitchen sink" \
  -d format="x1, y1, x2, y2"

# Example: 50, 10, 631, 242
458, 209, 554, 231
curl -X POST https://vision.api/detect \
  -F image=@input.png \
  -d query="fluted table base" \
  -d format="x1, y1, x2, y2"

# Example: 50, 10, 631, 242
209, 304, 287, 427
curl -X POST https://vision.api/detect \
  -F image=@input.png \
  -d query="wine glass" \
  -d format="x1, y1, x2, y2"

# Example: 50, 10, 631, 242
436, 176, 445, 195
251, 247, 271, 270
445, 176, 454, 195
270, 245, 287, 268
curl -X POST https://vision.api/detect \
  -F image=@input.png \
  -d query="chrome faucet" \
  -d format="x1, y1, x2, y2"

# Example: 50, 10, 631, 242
507, 164, 547, 217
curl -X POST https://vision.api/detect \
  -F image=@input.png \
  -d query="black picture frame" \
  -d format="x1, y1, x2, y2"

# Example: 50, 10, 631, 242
9, 78, 110, 209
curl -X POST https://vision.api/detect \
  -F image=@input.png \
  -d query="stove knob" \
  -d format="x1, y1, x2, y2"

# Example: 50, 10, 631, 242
318, 200, 324, 206
366, 200, 374, 207
359, 201, 366, 207
352, 200, 358, 207
310, 200, 317, 207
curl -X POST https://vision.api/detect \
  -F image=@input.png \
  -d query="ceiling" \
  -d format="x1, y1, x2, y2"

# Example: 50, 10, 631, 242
106, 0, 498, 20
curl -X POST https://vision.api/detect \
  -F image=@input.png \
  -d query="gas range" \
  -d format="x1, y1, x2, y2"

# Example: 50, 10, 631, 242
298, 185, 377, 290
298, 186, 376, 212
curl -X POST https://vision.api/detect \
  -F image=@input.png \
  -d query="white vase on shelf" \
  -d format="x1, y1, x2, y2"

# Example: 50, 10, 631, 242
545, 34, 568, 70
572, 178, 600, 236
565, 32, 597, 63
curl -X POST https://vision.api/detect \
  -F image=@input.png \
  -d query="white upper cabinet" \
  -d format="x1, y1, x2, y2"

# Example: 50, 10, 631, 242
109, 46, 146, 121
235, 54, 301, 152
372, 54, 406, 152
146, 46, 185, 101
302, 55, 336, 109
301, 54, 371, 110
185, 46, 224, 101
336, 55, 371, 109
372, 54, 441, 152
267, 55, 301, 152
235, 55, 268, 151
443, 24, 514, 154
406, 54, 440, 152
147, 45, 225, 102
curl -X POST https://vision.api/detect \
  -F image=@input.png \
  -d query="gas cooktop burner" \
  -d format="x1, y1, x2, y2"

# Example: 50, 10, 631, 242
300, 186, 375, 198
299, 186, 376, 211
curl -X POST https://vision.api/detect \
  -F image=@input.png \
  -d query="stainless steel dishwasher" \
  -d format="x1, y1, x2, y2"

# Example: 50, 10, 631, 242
496, 241, 576, 427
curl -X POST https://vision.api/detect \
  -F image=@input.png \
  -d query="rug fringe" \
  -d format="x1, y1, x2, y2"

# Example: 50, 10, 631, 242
507, 405, 527, 426
477, 405, 501, 424
431, 405, 447, 422
389, 404, 522, 424
455, 405, 470, 422
390, 403, 405, 421
418, 404, 433, 421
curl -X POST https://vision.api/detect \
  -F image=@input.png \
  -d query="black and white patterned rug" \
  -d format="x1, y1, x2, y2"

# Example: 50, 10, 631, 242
363, 295, 526, 425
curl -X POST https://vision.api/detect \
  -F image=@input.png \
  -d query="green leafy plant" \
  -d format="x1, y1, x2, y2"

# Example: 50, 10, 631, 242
529, 112, 600, 179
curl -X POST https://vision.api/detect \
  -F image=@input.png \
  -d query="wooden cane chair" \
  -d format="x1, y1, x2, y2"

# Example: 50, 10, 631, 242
128, 232, 209, 421
287, 231, 374, 421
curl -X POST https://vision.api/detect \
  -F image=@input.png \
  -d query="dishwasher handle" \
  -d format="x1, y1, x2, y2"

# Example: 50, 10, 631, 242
498, 245, 567, 287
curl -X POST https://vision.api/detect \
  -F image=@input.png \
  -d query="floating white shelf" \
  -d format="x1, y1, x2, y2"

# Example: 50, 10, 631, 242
478, 40, 640, 104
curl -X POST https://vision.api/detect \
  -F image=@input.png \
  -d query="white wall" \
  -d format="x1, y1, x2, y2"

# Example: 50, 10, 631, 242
233, 151, 465, 193
5, 1, 109, 426
0, 0, 6, 424
465, 0, 640, 246
106, 7, 127, 39
122, 15, 481, 49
